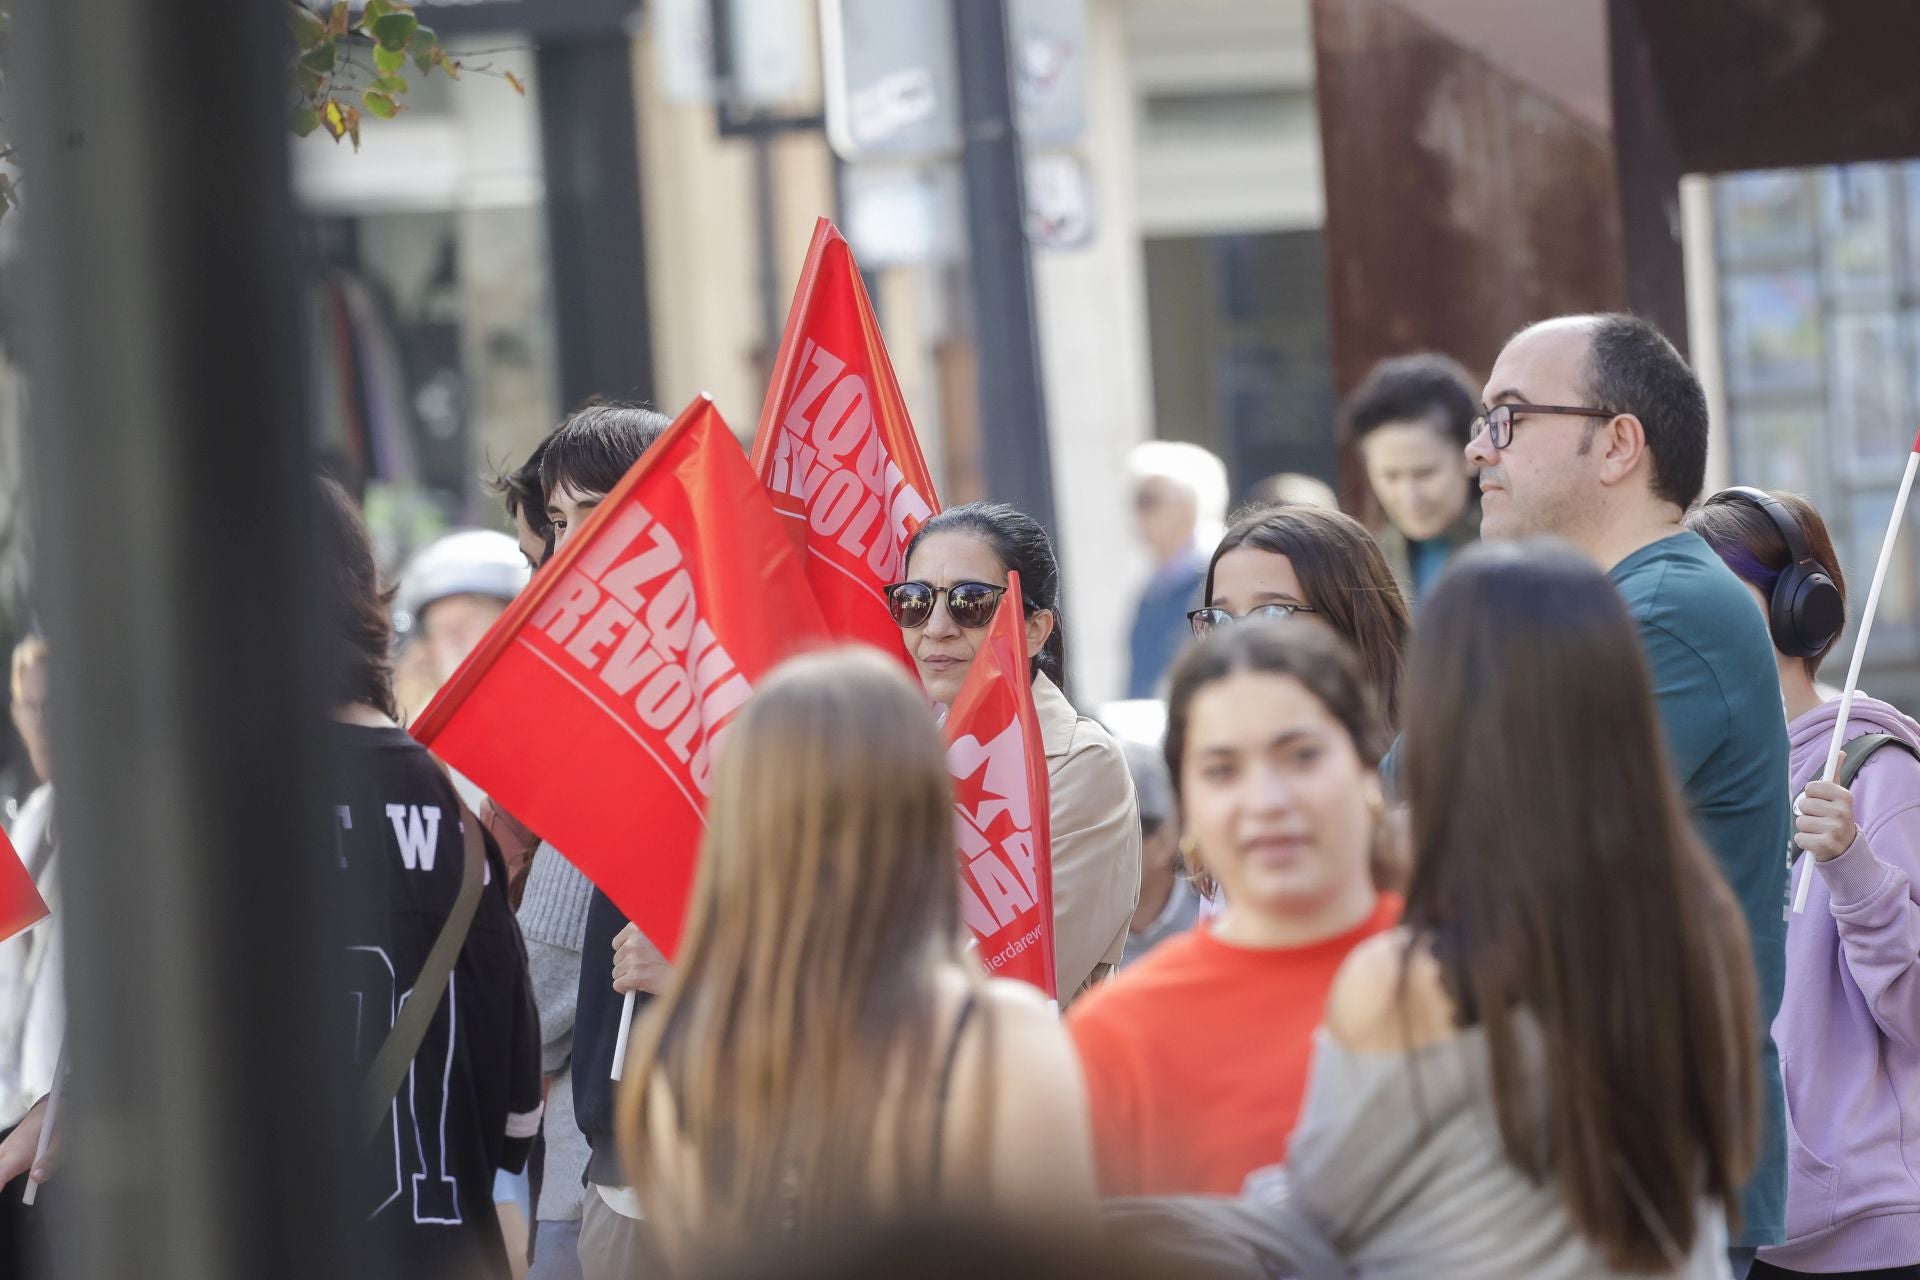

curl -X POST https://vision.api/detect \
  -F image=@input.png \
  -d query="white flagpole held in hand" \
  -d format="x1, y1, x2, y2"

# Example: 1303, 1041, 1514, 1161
609, 989, 636, 1081
21, 1037, 66, 1207
1795, 427, 1920, 913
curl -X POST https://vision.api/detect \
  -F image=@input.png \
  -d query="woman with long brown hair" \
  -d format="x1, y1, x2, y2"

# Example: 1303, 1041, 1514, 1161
1194, 540, 1760, 1277
616, 648, 1094, 1272
1193, 506, 1410, 728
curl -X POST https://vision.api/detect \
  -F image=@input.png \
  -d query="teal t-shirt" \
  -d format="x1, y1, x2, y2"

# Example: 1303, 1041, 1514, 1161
1610, 530, 1790, 1247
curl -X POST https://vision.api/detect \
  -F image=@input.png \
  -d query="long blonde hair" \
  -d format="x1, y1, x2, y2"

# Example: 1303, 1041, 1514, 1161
617, 647, 989, 1263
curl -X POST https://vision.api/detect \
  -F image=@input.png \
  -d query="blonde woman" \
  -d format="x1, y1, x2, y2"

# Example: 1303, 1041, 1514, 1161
617, 649, 1095, 1271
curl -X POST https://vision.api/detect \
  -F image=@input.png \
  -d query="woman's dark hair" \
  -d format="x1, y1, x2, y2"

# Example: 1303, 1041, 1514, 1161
1163, 619, 1388, 804
1399, 540, 1758, 1269
314, 476, 400, 721
489, 434, 553, 550
904, 503, 1066, 688
1163, 620, 1391, 895
1340, 352, 1479, 448
1205, 506, 1410, 727
540, 401, 673, 503
1685, 489, 1846, 682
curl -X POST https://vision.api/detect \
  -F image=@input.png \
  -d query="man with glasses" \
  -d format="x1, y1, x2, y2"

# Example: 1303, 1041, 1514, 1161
1473, 314, 1790, 1277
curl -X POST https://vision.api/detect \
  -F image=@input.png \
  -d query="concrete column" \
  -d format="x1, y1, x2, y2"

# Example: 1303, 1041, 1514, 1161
1032, 0, 1156, 707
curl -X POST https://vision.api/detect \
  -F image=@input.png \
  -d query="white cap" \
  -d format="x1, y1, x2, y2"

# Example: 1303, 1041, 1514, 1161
394, 530, 530, 635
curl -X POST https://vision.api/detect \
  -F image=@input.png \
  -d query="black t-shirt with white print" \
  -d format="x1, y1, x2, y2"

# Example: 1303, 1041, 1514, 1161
332, 724, 542, 1280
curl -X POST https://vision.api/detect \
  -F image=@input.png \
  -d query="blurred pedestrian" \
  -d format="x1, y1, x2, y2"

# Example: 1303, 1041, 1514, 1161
1125, 442, 1228, 699
1472, 313, 1789, 1269
319, 476, 544, 1280
1070, 622, 1398, 1196
893, 503, 1142, 1003
1190, 506, 1409, 730
1170, 542, 1758, 1277
1341, 354, 1480, 603
393, 529, 532, 730
1114, 739, 1197, 970
617, 649, 1095, 1272
1689, 489, 1920, 1280
0, 636, 58, 1126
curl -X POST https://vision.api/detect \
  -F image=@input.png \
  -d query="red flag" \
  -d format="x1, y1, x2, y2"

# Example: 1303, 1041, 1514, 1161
412, 397, 831, 956
750, 218, 941, 668
0, 825, 48, 944
943, 572, 1057, 1000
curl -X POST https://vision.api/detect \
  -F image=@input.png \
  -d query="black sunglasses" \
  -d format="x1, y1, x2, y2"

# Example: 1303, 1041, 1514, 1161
883, 580, 1013, 630
1187, 602, 1317, 638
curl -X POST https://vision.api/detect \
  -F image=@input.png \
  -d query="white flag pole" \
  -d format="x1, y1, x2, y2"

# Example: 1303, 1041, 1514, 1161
609, 989, 637, 1081
1795, 428, 1920, 913
21, 1037, 66, 1207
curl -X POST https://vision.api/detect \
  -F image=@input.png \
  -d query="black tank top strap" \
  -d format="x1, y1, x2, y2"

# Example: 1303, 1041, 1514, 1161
928, 990, 980, 1189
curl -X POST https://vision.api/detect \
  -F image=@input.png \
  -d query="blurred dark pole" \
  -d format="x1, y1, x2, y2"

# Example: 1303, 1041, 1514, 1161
538, 36, 657, 407
15, 0, 348, 1276
952, 0, 1059, 545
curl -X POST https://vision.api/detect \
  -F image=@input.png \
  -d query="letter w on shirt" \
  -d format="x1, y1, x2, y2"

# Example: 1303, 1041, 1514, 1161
385, 804, 442, 872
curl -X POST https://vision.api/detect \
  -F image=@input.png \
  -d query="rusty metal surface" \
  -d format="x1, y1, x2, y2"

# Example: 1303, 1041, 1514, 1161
1629, 0, 1920, 173
1309, 0, 1629, 503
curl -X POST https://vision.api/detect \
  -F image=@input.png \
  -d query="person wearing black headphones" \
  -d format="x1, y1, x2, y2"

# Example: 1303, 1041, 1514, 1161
1690, 489, 1920, 1280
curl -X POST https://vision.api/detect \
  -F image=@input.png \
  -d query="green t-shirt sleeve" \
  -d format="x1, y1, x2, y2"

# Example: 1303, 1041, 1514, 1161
1637, 619, 1731, 786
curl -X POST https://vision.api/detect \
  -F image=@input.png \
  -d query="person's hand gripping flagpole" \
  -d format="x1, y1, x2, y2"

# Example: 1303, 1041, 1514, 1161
1794, 424, 1920, 913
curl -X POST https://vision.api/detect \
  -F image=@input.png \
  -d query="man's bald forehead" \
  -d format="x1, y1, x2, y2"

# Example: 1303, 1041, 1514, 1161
1508, 314, 1604, 348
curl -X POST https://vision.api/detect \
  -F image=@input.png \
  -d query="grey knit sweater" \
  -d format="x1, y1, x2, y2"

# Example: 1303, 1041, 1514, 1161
514, 843, 594, 1222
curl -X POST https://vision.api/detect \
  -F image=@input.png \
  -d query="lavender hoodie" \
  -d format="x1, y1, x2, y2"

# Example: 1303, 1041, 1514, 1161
1759, 694, 1920, 1272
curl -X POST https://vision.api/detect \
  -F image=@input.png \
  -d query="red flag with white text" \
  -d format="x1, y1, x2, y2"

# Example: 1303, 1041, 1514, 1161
0, 825, 47, 944
943, 572, 1057, 1000
750, 218, 941, 668
412, 397, 831, 956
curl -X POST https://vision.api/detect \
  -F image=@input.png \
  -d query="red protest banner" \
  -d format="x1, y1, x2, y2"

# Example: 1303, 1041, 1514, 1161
750, 218, 941, 668
0, 825, 48, 944
412, 397, 831, 956
943, 572, 1057, 1000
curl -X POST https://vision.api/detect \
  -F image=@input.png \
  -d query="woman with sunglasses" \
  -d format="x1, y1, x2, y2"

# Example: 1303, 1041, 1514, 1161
888, 503, 1142, 1005
1193, 505, 1410, 729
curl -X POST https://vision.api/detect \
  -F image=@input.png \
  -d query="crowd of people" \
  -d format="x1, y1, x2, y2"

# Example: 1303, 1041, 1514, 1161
1, 310, 1917, 1280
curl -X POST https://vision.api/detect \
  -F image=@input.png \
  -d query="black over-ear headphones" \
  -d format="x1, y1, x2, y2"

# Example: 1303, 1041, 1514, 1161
1709, 487, 1845, 659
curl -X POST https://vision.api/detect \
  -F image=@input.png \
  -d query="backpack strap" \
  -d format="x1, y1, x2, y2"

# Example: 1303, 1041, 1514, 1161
1836, 733, 1920, 790
358, 797, 486, 1144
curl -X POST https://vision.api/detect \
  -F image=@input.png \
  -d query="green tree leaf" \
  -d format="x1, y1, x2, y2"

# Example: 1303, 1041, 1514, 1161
371, 12, 417, 50
362, 0, 392, 21
373, 74, 409, 95
287, 3, 329, 50
411, 25, 439, 71
299, 38, 338, 74
374, 41, 406, 76
362, 89, 400, 119
290, 104, 322, 137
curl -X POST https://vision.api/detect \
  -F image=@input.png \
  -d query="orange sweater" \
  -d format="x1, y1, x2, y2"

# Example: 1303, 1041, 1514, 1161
1067, 894, 1401, 1196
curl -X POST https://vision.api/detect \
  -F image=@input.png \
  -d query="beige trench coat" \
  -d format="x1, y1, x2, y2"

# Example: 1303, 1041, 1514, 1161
1033, 674, 1142, 1000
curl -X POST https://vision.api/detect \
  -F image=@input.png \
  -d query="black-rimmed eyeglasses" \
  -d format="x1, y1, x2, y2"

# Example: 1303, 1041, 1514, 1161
1469, 402, 1614, 450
